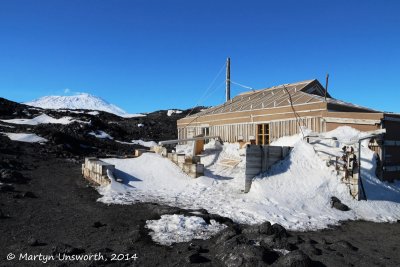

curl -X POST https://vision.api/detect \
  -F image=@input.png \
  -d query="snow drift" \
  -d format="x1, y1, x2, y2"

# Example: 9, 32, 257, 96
97, 126, 400, 231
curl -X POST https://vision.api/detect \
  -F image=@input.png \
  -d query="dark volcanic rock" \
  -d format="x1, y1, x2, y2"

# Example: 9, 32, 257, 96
0, 184, 15, 192
188, 253, 211, 264
302, 243, 322, 256
259, 221, 273, 235
331, 196, 350, 211
52, 243, 85, 255
271, 223, 288, 238
23, 191, 37, 198
329, 240, 358, 251
27, 237, 45, 247
216, 244, 273, 267
128, 229, 142, 243
275, 250, 312, 267
0, 97, 31, 117
241, 224, 261, 235
0, 208, 9, 219
215, 227, 239, 244
92, 221, 107, 228
0, 169, 27, 184
261, 235, 296, 251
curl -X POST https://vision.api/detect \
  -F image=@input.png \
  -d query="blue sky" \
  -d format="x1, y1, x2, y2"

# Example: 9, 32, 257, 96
0, 0, 399, 113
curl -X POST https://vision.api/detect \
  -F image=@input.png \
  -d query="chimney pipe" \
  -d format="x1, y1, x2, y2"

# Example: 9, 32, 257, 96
325, 73, 329, 102
226, 57, 231, 102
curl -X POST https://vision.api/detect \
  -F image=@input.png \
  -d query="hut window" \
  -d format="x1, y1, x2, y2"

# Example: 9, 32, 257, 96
257, 124, 270, 145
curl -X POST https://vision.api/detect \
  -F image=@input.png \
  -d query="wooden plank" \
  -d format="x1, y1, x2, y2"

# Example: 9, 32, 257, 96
323, 117, 380, 125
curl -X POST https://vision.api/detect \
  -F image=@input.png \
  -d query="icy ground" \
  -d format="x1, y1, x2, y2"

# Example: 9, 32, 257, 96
98, 126, 400, 231
145, 214, 227, 246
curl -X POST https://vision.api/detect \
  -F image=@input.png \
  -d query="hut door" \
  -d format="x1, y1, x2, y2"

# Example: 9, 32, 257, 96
202, 127, 210, 144
257, 124, 270, 145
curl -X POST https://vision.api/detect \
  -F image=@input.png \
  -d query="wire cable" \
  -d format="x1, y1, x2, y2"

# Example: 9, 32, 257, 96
230, 80, 254, 91
282, 84, 305, 137
184, 62, 226, 118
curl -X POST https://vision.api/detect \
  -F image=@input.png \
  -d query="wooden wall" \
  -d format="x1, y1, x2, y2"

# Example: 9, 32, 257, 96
269, 117, 322, 141
325, 122, 379, 132
178, 117, 323, 143
383, 117, 400, 182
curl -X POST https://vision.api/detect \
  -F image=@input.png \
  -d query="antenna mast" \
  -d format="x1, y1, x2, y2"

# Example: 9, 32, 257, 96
226, 57, 231, 102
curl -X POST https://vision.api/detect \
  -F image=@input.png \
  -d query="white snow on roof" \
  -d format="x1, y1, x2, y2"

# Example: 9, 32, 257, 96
24, 93, 146, 118
167, 109, 183, 116
0, 114, 88, 126
98, 127, 400, 231
1, 132, 48, 143
131, 139, 157, 148
145, 214, 227, 246
89, 130, 113, 140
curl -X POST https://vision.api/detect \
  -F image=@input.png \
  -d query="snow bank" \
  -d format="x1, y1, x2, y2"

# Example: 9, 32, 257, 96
0, 114, 87, 125
2, 132, 48, 143
131, 140, 157, 148
89, 130, 113, 140
167, 109, 183, 116
175, 139, 225, 156
145, 214, 227, 246
270, 127, 312, 146
97, 127, 400, 231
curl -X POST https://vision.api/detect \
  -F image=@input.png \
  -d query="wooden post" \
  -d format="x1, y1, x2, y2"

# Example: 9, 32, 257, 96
325, 73, 329, 102
226, 57, 231, 102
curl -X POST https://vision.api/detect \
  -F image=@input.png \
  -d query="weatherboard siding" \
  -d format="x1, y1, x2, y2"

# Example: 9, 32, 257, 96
178, 117, 323, 143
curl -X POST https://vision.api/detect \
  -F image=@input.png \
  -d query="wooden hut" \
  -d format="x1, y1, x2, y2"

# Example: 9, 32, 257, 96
177, 79, 400, 182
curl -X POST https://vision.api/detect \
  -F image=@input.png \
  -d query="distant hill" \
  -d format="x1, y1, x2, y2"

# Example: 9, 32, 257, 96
24, 93, 145, 118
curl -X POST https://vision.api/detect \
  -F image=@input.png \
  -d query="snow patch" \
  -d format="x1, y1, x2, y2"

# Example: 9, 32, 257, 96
167, 109, 183, 116
145, 214, 227, 246
0, 114, 87, 125
2, 132, 47, 143
0, 123, 15, 128
273, 249, 290, 255
131, 140, 157, 148
89, 131, 113, 140
87, 111, 100, 116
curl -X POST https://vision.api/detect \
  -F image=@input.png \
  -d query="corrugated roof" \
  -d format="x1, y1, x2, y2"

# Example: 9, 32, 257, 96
185, 79, 377, 118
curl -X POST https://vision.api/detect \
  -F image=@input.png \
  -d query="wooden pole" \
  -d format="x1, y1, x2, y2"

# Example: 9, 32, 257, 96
226, 57, 231, 102
325, 73, 329, 102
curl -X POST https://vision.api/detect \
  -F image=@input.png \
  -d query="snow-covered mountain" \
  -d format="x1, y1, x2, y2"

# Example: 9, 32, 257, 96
24, 93, 145, 118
